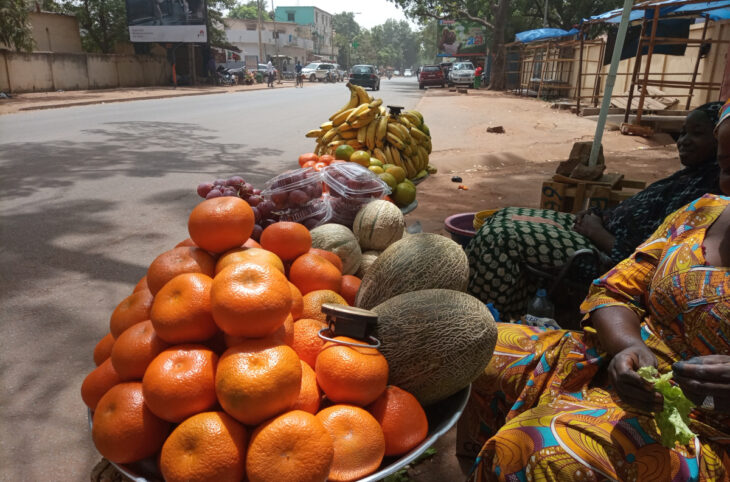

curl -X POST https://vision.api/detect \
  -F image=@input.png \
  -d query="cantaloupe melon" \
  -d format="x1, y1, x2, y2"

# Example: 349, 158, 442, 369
372, 289, 497, 405
309, 224, 362, 275
353, 200, 404, 251
356, 250, 380, 279
355, 233, 468, 310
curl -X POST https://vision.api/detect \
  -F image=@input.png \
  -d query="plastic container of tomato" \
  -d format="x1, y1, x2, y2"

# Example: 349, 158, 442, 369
322, 163, 390, 228
261, 168, 323, 214
88, 385, 471, 482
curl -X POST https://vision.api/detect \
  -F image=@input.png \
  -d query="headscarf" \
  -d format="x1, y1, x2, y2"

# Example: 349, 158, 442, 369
716, 98, 730, 133
693, 101, 724, 126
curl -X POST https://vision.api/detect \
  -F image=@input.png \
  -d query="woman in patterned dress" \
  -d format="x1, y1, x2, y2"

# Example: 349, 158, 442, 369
460, 101, 730, 481
466, 103, 723, 321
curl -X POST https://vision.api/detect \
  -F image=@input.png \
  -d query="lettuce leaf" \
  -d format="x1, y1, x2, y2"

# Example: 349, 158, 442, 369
637, 366, 696, 448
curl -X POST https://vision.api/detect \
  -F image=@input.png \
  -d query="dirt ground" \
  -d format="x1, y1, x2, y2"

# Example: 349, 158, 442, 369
4, 86, 685, 482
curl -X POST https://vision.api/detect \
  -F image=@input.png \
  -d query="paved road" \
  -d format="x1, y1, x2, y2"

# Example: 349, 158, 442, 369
0, 77, 423, 480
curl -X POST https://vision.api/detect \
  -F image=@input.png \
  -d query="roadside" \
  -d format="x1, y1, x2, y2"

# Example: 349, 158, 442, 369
0, 81, 298, 115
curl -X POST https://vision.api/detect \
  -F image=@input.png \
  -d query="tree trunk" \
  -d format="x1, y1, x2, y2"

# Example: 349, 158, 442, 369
488, 0, 510, 90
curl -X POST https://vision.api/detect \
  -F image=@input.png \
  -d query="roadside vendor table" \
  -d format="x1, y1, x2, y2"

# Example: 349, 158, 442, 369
540, 173, 647, 213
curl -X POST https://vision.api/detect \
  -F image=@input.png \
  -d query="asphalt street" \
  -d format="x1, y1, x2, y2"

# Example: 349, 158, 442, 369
0, 77, 424, 480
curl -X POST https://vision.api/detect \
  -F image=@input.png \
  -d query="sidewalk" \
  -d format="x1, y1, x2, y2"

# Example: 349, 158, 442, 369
0, 81, 295, 115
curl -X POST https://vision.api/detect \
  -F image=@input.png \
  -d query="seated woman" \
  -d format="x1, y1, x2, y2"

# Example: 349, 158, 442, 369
460, 100, 730, 481
467, 102, 723, 321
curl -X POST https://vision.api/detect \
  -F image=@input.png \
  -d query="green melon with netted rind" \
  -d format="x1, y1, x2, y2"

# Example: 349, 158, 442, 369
354, 233, 468, 310
309, 223, 362, 275
372, 289, 497, 405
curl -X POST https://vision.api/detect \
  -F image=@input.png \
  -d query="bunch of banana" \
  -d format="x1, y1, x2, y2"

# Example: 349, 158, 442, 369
304, 83, 434, 180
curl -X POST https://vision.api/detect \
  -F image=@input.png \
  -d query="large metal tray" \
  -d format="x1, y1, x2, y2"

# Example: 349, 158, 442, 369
88, 384, 471, 482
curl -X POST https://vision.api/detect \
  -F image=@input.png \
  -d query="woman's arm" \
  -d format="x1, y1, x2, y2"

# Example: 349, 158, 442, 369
574, 213, 616, 253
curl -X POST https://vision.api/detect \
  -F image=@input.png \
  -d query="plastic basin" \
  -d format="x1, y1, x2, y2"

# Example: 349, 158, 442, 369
445, 212, 477, 247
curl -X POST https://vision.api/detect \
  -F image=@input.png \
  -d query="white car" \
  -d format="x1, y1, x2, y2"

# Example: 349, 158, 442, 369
448, 62, 475, 87
403, 69, 413, 77
301, 62, 338, 82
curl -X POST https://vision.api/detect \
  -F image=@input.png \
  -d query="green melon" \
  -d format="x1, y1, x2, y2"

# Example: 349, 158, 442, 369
353, 200, 404, 251
356, 250, 380, 279
372, 289, 497, 405
309, 224, 362, 275
354, 233, 469, 310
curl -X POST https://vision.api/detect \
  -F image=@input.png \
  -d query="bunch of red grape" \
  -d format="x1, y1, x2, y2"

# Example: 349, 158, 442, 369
196, 176, 277, 241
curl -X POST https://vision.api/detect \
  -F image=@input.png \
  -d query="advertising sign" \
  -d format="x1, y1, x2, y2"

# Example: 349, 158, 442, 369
437, 20, 487, 57
126, 0, 208, 42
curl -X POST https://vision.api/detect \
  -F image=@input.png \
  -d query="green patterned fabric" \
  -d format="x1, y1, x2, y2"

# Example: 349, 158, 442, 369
466, 207, 594, 320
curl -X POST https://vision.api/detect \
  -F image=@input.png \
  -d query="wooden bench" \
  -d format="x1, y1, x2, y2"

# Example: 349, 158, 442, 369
540, 173, 647, 213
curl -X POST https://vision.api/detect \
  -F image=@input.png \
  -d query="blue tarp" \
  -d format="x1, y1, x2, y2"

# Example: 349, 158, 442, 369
514, 28, 579, 43
586, 0, 730, 23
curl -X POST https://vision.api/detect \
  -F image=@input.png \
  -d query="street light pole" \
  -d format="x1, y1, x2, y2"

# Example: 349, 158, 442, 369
256, 0, 263, 62
543, 0, 548, 27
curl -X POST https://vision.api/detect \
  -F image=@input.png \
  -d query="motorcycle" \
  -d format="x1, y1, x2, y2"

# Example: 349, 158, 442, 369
216, 66, 236, 86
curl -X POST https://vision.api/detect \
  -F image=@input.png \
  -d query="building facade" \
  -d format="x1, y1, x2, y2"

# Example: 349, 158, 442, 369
224, 18, 314, 69
274, 6, 338, 61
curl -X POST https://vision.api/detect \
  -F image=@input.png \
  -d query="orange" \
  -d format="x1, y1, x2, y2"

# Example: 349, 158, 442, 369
291, 318, 327, 369
175, 238, 198, 248
223, 313, 294, 347
93, 332, 115, 366
160, 411, 247, 482
146, 246, 216, 296
367, 385, 429, 456
81, 358, 123, 410
260, 221, 312, 261
244, 237, 262, 249
211, 262, 292, 338
215, 339, 301, 425
289, 282, 304, 320
150, 273, 217, 343
339, 275, 361, 306
301, 290, 348, 323
316, 405, 386, 482
142, 345, 218, 423
110, 320, 170, 381
299, 152, 319, 167
92, 382, 170, 464
188, 197, 255, 253
215, 247, 285, 275
292, 360, 321, 414
309, 248, 343, 272
289, 253, 342, 295
315, 336, 389, 406
109, 289, 154, 338
246, 410, 334, 482
133, 275, 149, 293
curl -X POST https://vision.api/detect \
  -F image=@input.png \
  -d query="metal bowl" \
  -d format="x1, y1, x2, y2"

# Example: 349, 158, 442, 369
88, 384, 470, 482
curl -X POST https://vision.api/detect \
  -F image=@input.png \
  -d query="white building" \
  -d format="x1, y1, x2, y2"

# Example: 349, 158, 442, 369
224, 18, 314, 68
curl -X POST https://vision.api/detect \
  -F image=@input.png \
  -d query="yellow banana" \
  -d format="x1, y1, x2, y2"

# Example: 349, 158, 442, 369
340, 129, 358, 140
375, 116, 388, 148
417, 146, 429, 168
397, 116, 413, 130
353, 84, 370, 105
384, 145, 394, 165
346, 103, 370, 123
357, 126, 368, 144
424, 138, 432, 154
402, 156, 418, 179
386, 132, 406, 150
349, 110, 378, 129
331, 107, 355, 126
346, 140, 364, 149
402, 111, 421, 126
305, 129, 323, 138
368, 98, 383, 109
390, 146, 402, 167
379, 106, 387, 116
321, 128, 339, 144
320, 121, 334, 132
365, 118, 378, 150
327, 140, 346, 148
410, 126, 429, 143
372, 148, 387, 163
387, 123, 408, 142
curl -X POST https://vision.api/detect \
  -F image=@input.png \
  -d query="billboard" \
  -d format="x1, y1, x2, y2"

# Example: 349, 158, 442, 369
126, 0, 207, 42
437, 20, 487, 57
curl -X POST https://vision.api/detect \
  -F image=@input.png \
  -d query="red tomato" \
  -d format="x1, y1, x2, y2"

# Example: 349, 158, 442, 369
319, 154, 335, 165
302, 160, 317, 168
298, 153, 319, 167
313, 161, 327, 171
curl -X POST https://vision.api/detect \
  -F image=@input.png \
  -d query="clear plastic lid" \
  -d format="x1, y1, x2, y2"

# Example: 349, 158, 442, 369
261, 168, 324, 212
274, 197, 329, 224
322, 163, 391, 199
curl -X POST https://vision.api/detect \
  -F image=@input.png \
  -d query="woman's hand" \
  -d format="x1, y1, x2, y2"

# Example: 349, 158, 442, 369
673, 355, 730, 413
609, 343, 663, 412
573, 212, 604, 237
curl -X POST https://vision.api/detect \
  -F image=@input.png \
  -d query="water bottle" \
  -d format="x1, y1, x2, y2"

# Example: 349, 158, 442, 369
526, 288, 555, 319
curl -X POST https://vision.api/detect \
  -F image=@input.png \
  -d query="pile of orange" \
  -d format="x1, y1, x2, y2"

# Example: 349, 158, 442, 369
82, 196, 428, 482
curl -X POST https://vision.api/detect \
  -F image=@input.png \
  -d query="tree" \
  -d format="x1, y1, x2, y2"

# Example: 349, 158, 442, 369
332, 11, 361, 68
228, 1, 258, 20
59, 0, 128, 53
0, 0, 35, 52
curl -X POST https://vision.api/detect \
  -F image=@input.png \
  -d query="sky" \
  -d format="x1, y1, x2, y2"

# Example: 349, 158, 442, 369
273, 1, 420, 30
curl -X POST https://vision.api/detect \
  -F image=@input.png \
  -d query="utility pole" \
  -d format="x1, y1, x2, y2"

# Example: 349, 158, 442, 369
271, 0, 281, 83
257, 0, 264, 63
543, 0, 548, 27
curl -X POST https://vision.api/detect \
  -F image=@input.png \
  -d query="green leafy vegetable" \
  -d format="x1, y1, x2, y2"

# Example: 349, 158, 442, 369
637, 366, 697, 448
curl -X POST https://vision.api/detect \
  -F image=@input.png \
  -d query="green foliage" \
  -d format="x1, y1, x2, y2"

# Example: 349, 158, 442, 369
55, 0, 128, 53
637, 366, 697, 448
0, 0, 35, 52
228, 0, 257, 20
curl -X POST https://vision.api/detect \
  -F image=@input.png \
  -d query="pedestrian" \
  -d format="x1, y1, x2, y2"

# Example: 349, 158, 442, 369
295, 60, 303, 87
207, 56, 217, 85
266, 59, 275, 88
474, 64, 483, 89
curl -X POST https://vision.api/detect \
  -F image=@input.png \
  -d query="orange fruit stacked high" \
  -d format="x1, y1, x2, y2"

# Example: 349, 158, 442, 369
291, 318, 328, 369
260, 221, 311, 262
339, 275, 361, 306
289, 252, 342, 295
146, 246, 216, 296
187, 197, 254, 253
81, 358, 123, 410
367, 385, 429, 456
150, 272, 217, 343
309, 247, 343, 272
93, 332, 115, 366
301, 290, 348, 323
292, 360, 321, 414
109, 289, 154, 338
111, 320, 170, 381
215, 247, 285, 275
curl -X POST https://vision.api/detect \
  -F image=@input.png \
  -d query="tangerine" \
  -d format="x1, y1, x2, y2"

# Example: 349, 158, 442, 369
93, 332, 115, 366
244, 237, 262, 249
188, 197, 255, 253
292, 360, 321, 414
132, 275, 149, 293
301, 290, 348, 323
246, 410, 334, 482
289, 253, 342, 295
291, 318, 327, 369
81, 358, 123, 410
215, 339, 301, 425
160, 411, 247, 482
146, 246, 216, 296
367, 385, 429, 456
142, 345, 218, 423
289, 282, 304, 320
150, 272, 217, 343
211, 262, 292, 338
109, 289, 154, 338
215, 247, 284, 275
339, 275, 361, 306
308, 248, 344, 272
223, 313, 294, 347
259, 222, 312, 261
175, 238, 198, 248
110, 320, 170, 381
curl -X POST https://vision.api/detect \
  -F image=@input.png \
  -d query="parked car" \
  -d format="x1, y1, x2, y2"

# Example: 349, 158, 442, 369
418, 65, 445, 89
301, 62, 325, 82
349, 64, 380, 91
439, 62, 453, 78
393, 70, 400, 76
403, 69, 413, 77
448, 61, 475, 87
